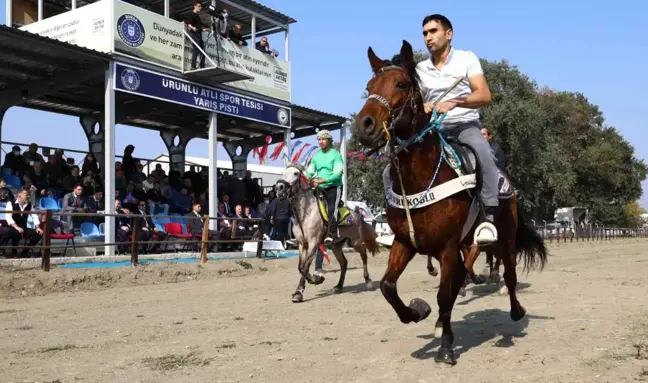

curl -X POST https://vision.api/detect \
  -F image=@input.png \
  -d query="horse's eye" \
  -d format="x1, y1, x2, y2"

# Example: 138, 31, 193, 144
396, 82, 408, 90
293, 171, 299, 176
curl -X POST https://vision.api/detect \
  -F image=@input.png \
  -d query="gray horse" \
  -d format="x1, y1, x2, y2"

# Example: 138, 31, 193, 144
275, 164, 380, 303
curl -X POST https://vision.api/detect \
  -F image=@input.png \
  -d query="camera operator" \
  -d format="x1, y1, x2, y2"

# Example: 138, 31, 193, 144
212, 7, 229, 38
185, 1, 209, 70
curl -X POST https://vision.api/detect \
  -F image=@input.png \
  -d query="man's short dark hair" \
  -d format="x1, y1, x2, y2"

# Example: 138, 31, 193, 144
422, 14, 453, 31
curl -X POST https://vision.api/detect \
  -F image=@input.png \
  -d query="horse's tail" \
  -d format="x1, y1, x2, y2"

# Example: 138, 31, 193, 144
355, 207, 379, 255
515, 198, 548, 273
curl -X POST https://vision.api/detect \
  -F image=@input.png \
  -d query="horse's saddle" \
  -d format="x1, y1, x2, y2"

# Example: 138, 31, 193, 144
315, 194, 354, 226
443, 137, 515, 199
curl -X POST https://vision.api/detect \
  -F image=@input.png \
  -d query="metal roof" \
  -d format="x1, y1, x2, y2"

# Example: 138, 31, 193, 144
0, 27, 346, 148
25, 0, 296, 35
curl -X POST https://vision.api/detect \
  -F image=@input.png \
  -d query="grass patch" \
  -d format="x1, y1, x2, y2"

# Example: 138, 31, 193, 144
141, 351, 214, 371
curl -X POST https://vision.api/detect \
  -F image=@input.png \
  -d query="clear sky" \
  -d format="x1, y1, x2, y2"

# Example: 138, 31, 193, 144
1, 0, 646, 208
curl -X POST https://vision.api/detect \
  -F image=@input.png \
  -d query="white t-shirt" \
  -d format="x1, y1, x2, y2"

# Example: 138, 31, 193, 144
415, 48, 484, 126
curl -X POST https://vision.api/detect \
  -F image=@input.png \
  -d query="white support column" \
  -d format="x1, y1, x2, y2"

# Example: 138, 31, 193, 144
283, 129, 292, 166
104, 64, 116, 256
250, 15, 256, 45
38, 0, 43, 20
5, 0, 12, 27
71, 0, 77, 10
208, 113, 219, 230
284, 25, 290, 61
164, 0, 169, 17
340, 126, 348, 203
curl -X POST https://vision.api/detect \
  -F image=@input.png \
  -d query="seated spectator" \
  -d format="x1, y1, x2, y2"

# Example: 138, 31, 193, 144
220, 193, 233, 216
186, 203, 219, 251
151, 164, 166, 180
44, 155, 64, 191
81, 153, 100, 177
171, 187, 193, 214
244, 205, 259, 231
256, 37, 278, 58
2, 145, 24, 176
122, 182, 139, 211
81, 175, 96, 196
228, 23, 247, 46
86, 189, 105, 225
134, 201, 166, 253
146, 182, 169, 216
61, 184, 88, 232
215, 202, 232, 250
3, 188, 43, 257
115, 199, 132, 254
0, 178, 15, 203
142, 174, 155, 192
22, 143, 44, 167
62, 166, 82, 195
0, 187, 17, 257
24, 161, 48, 199
232, 204, 253, 238
115, 168, 127, 191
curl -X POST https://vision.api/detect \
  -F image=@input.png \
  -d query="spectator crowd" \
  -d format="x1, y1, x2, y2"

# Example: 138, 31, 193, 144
0, 143, 294, 258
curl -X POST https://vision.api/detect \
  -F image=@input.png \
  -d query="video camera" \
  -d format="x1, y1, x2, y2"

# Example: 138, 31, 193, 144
205, 4, 228, 35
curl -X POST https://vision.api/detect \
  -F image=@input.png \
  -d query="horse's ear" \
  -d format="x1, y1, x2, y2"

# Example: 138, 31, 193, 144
399, 40, 415, 70
368, 47, 384, 73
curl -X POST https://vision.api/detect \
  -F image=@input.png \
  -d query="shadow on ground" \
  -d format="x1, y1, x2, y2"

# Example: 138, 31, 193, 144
457, 282, 532, 306
411, 308, 555, 361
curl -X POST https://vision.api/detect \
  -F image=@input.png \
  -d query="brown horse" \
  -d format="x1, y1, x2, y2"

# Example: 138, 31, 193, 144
353, 40, 548, 365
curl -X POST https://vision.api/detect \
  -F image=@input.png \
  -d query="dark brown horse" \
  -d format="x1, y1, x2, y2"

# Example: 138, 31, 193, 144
353, 40, 548, 365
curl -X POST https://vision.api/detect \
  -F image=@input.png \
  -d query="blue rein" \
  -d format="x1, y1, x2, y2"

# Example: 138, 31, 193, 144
393, 110, 463, 192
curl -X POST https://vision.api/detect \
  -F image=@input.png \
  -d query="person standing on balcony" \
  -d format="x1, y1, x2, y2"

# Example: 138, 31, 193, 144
186, 1, 208, 70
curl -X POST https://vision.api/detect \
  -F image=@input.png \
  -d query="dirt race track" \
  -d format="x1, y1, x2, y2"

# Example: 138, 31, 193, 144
1, 241, 648, 383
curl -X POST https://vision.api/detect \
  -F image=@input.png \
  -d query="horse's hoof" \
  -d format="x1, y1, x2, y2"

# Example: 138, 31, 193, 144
458, 287, 466, 297
332, 286, 343, 294
511, 304, 526, 322
472, 274, 486, 285
365, 280, 374, 289
434, 347, 457, 365
428, 267, 438, 277
408, 298, 431, 323
498, 285, 509, 296
311, 274, 325, 285
291, 291, 303, 303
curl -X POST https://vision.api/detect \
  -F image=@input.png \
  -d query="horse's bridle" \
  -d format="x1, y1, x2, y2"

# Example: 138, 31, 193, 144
365, 65, 420, 148
276, 167, 310, 200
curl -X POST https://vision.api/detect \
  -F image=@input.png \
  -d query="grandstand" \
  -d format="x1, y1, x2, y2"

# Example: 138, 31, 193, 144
0, 0, 348, 258
149, 154, 284, 190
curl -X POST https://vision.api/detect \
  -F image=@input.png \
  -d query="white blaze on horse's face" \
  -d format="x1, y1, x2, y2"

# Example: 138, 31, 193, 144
276, 166, 302, 198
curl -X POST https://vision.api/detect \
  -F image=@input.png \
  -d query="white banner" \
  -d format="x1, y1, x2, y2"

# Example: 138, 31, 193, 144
20, 0, 110, 52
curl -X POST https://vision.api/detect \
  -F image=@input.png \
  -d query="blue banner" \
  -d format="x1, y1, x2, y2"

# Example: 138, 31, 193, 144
113, 63, 291, 128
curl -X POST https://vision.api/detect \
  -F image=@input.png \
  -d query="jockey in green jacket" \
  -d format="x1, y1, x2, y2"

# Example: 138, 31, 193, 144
305, 130, 344, 245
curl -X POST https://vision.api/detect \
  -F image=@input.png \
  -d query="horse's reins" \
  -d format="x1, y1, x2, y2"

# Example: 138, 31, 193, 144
365, 70, 464, 249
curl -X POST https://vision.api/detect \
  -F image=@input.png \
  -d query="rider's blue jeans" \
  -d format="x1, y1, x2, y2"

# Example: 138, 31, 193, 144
315, 248, 324, 270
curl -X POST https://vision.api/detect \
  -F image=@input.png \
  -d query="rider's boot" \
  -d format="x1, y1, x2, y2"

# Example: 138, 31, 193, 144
324, 220, 338, 245
474, 206, 499, 245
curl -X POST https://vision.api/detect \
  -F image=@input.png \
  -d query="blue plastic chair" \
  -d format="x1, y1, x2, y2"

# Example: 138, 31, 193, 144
80, 222, 104, 238
1, 167, 12, 177
99, 222, 105, 235
38, 197, 59, 210
5, 175, 21, 188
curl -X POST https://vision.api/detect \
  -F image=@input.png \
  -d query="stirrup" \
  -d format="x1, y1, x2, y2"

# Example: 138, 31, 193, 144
474, 221, 498, 245
324, 236, 333, 245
